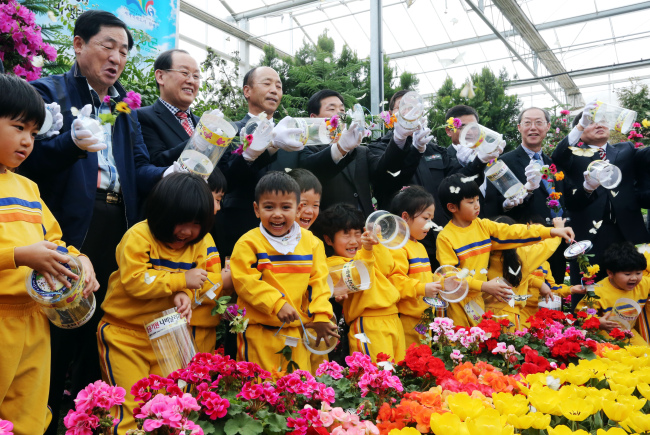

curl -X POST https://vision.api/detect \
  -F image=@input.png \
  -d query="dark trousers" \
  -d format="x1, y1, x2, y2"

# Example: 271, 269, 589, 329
45, 196, 127, 435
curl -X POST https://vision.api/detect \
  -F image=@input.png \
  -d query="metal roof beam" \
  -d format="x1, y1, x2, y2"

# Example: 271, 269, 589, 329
179, 1, 294, 60
388, 1, 650, 60
233, 0, 322, 21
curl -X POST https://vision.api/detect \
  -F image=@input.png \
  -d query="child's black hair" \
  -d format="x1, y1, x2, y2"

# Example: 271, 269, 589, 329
254, 171, 300, 203
389, 185, 434, 218
492, 216, 522, 287
146, 172, 214, 245
0, 74, 45, 129
313, 203, 365, 256
603, 242, 647, 274
207, 167, 227, 193
437, 173, 481, 218
288, 168, 322, 196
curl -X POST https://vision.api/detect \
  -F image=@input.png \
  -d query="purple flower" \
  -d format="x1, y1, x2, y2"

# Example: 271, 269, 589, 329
453, 118, 463, 128
548, 199, 559, 207
587, 308, 597, 316
226, 305, 239, 317
103, 95, 111, 103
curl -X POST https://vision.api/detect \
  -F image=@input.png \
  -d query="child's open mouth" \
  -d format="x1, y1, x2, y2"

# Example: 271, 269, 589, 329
299, 217, 311, 226
270, 221, 286, 230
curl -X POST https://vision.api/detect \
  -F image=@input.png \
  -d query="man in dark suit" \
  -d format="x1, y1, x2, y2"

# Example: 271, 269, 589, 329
552, 102, 650, 287
137, 49, 201, 166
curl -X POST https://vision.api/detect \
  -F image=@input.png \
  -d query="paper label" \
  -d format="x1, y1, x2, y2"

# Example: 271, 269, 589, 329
463, 300, 485, 325
486, 162, 508, 182
284, 336, 299, 347
342, 261, 361, 292
195, 120, 232, 148
145, 312, 187, 340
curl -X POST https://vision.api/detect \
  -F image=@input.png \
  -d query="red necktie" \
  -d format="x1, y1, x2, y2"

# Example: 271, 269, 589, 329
598, 148, 606, 161
176, 111, 193, 137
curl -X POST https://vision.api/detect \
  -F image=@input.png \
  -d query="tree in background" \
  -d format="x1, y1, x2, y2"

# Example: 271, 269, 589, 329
616, 78, 650, 147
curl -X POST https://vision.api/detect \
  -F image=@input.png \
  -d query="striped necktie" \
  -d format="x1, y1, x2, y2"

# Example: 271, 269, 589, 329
176, 111, 194, 136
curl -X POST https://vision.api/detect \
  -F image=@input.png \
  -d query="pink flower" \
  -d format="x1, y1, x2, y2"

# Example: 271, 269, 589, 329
319, 411, 335, 427
453, 118, 463, 128
315, 360, 344, 379
548, 199, 559, 207
450, 349, 464, 361
560, 110, 570, 115
635, 142, 644, 148
330, 407, 352, 424
329, 115, 339, 129
0, 419, 13, 435
43, 44, 57, 61
633, 122, 642, 128
200, 391, 230, 420
124, 91, 142, 109
103, 95, 111, 103
63, 410, 99, 434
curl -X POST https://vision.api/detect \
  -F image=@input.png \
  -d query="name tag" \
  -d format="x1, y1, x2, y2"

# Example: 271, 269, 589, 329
425, 154, 442, 161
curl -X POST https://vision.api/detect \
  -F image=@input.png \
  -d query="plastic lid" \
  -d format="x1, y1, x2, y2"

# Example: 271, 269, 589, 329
564, 240, 593, 259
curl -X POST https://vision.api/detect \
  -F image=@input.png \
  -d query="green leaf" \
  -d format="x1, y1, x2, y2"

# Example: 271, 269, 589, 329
224, 413, 264, 435
264, 413, 287, 434
577, 347, 596, 360
197, 419, 217, 434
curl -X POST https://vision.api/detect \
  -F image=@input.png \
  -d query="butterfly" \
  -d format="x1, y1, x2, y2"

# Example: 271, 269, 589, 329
611, 191, 619, 197
450, 186, 461, 194
508, 265, 522, 276
144, 272, 156, 285
479, 268, 488, 275
457, 268, 471, 279
387, 170, 401, 177
461, 175, 479, 183
569, 146, 597, 157
589, 220, 602, 234
354, 333, 371, 344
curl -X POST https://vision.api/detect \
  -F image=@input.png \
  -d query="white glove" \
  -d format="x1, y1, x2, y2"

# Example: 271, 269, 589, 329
580, 100, 599, 128
240, 127, 268, 162
271, 116, 304, 152
455, 144, 476, 166
43, 102, 63, 137
392, 121, 412, 148
163, 161, 187, 178
523, 160, 542, 191
477, 139, 506, 163
71, 104, 107, 152
412, 121, 432, 153
338, 122, 363, 153
207, 108, 224, 118
583, 170, 600, 192
503, 195, 525, 210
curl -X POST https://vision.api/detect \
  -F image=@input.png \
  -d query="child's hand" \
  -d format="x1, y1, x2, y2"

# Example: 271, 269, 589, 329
334, 293, 348, 303
14, 241, 78, 290
552, 217, 566, 229
307, 321, 341, 346
277, 303, 300, 323
481, 278, 512, 303
174, 292, 192, 324
570, 285, 586, 294
360, 230, 378, 251
185, 268, 208, 289
77, 255, 100, 297
221, 269, 233, 292
599, 312, 619, 333
550, 227, 575, 242
539, 282, 553, 303
425, 281, 442, 298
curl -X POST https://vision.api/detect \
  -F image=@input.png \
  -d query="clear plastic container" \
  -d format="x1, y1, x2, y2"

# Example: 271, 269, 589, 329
433, 265, 469, 303
302, 315, 339, 355
564, 240, 593, 260
485, 160, 527, 200
610, 298, 642, 330
396, 91, 425, 131
177, 113, 236, 180
460, 122, 502, 154
538, 294, 562, 311
327, 260, 372, 297
288, 117, 333, 146
36, 105, 54, 139
586, 160, 622, 189
365, 210, 410, 250
25, 247, 95, 329
243, 113, 274, 152
145, 308, 197, 376
591, 101, 637, 134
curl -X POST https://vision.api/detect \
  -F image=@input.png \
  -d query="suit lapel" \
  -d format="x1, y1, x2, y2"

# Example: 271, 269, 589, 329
605, 143, 619, 164
154, 100, 190, 141
342, 148, 357, 184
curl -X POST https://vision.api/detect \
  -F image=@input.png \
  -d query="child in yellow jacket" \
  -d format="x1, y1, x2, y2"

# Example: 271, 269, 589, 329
98, 173, 223, 434
436, 174, 574, 327
389, 186, 442, 347
231, 172, 337, 373
0, 74, 100, 435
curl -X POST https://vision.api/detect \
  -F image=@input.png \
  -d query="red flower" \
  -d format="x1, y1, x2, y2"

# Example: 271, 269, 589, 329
609, 329, 627, 340
583, 317, 600, 330
576, 311, 588, 319
376, 352, 392, 363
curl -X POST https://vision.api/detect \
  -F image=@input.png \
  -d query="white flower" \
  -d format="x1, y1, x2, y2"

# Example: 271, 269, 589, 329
31, 55, 44, 68
546, 376, 561, 390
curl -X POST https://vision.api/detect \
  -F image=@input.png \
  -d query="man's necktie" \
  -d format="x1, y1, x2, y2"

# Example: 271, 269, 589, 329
176, 111, 194, 137
598, 147, 607, 161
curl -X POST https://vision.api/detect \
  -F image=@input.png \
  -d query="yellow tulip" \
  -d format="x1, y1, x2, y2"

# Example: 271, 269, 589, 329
506, 413, 534, 429
492, 392, 529, 417
559, 397, 594, 421
547, 425, 589, 435
525, 373, 547, 386
620, 416, 643, 434
608, 381, 636, 396
637, 382, 650, 400
628, 411, 650, 432
559, 384, 584, 400
446, 393, 486, 421
431, 412, 461, 435
602, 398, 633, 422
565, 368, 593, 386
596, 428, 629, 435
616, 394, 646, 411
608, 371, 638, 388
635, 366, 650, 383
528, 385, 561, 415
529, 412, 551, 429
578, 359, 609, 379
583, 393, 603, 412
466, 415, 513, 435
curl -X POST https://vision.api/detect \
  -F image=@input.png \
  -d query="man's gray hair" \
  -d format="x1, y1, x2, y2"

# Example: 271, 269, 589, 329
518, 107, 551, 124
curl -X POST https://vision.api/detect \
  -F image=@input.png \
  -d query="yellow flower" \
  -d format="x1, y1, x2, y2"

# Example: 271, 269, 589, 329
446, 393, 487, 421
430, 412, 461, 435
642, 118, 650, 128
628, 411, 650, 432
564, 368, 593, 386
602, 398, 633, 422
528, 385, 561, 415
623, 345, 649, 358
492, 392, 529, 416
559, 397, 594, 421
616, 394, 646, 411
547, 425, 589, 435
586, 264, 600, 277
596, 428, 629, 435
506, 413, 534, 429
559, 384, 583, 400
389, 428, 422, 435
608, 381, 636, 396
578, 359, 609, 379
466, 415, 513, 435
529, 412, 551, 430
637, 382, 650, 399
115, 101, 131, 114
555, 171, 565, 181
608, 371, 638, 388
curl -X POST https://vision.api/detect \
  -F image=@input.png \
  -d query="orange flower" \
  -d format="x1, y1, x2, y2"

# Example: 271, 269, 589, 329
549, 192, 562, 200
420, 390, 444, 409
377, 421, 405, 435
415, 407, 434, 433
595, 342, 620, 357
555, 171, 565, 181
455, 368, 479, 384
378, 402, 395, 422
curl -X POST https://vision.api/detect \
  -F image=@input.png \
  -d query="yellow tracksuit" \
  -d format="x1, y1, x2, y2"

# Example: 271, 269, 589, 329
436, 218, 553, 327
98, 221, 222, 434
328, 244, 405, 363
231, 227, 333, 373
521, 260, 571, 327
390, 239, 433, 348
0, 171, 81, 435
486, 238, 560, 330
191, 246, 223, 355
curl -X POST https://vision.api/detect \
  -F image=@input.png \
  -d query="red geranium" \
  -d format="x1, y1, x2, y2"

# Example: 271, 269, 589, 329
582, 317, 600, 330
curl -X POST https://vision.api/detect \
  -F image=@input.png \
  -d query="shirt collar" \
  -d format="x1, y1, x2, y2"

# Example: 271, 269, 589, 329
88, 82, 119, 99
588, 143, 608, 152
520, 144, 539, 159
159, 98, 192, 117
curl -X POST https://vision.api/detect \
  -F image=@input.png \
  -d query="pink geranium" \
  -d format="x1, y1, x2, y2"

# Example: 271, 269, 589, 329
0, 419, 13, 435
315, 360, 345, 379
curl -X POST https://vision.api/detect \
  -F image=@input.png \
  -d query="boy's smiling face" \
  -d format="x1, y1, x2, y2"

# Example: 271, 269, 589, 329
296, 189, 321, 229
254, 190, 298, 237
326, 229, 362, 258
608, 270, 644, 291
0, 116, 39, 173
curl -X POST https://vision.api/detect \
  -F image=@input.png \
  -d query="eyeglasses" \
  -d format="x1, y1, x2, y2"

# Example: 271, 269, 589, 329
251, 81, 283, 91
520, 120, 549, 128
165, 69, 202, 82
95, 41, 129, 58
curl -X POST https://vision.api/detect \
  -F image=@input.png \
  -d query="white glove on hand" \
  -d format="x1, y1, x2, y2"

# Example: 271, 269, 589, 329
207, 108, 224, 118
271, 116, 304, 152
503, 195, 525, 210
523, 161, 542, 191
392, 121, 412, 148
455, 144, 476, 166
412, 122, 432, 153
583, 170, 600, 192
71, 104, 107, 152
580, 100, 599, 128
163, 161, 187, 178
338, 122, 363, 153
43, 102, 63, 137
477, 139, 506, 163
240, 127, 267, 162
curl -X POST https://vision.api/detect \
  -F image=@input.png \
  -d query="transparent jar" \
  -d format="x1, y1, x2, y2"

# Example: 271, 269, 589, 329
396, 91, 425, 131
145, 308, 197, 376
459, 122, 502, 154
365, 210, 410, 250
591, 101, 637, 134
485, 160, 527, 200
302, 315, 339, 355
538, 294, 562, 311
586, 160, 622, 189
243, 113, 274, 152
433, 265, 469, 303
610, 298, 642, 330
178, 113, 236, 180
288, 117, 334, 146
25, 247, 95, 329
327, 260, 372, 297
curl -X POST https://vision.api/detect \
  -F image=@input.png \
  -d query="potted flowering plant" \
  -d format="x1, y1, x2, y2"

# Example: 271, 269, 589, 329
64, 380, 126, 434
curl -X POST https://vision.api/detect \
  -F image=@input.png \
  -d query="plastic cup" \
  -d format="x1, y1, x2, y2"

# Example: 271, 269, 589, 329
485, 160, 527, 200
302, 315, 339, 355
178, 113, 236, 180
610, 298, 642, 330
145, 308, 197, 376
586, 160, 622, 189
459, 122, 502, 154
538, 294, 562, 311
396, 91, 425, 131
25, 247, 95, 329
288, 117, 336, 146
243, 114, 274, 152
327, 259, 372, 297
433, 265, 469, 303
591, 101, 637, 134
365, 210, 410, 250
